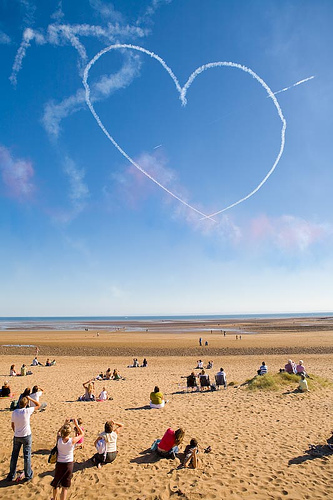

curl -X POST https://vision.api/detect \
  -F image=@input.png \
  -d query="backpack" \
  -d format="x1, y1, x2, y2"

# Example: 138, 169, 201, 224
95, 438, 106, 455
10, 400, 18, 411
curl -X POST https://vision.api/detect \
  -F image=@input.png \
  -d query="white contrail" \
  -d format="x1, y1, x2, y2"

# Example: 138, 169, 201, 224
273, 76, 315, 96
83, 44, 287, 220
153, 144, 162, 149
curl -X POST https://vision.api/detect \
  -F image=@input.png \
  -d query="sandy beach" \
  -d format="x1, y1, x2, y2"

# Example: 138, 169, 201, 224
1, 317, 333, 499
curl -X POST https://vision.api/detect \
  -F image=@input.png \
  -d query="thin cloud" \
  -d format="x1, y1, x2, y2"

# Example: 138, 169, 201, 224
0, 30, 11, 44
42, 51, 141, 138
249, 214, 333, 251
89, 0, 123, 22
63, 156, 90, 216
0, 145, 35, 200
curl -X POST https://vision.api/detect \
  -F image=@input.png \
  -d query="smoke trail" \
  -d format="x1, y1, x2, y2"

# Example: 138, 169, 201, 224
273, 76, 315, 96
83, 44, 287, 220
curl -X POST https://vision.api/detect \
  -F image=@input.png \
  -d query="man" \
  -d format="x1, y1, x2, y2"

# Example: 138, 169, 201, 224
258, 361, 268, 376
216, 368, 227, 389
6, 395, 40, 482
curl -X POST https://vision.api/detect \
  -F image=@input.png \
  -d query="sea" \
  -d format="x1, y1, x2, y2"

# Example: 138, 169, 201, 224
0, 312, 332, 332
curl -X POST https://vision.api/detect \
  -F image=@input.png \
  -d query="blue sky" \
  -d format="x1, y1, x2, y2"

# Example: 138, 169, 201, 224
0, 0, 332, 316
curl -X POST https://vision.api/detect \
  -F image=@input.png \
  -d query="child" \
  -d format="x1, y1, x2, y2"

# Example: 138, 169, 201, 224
74, 418, 84, 449
183, 438, 199, 468
97, 387, 108, 401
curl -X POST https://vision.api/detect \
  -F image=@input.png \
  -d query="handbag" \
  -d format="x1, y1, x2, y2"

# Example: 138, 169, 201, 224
48, 444, 58, 464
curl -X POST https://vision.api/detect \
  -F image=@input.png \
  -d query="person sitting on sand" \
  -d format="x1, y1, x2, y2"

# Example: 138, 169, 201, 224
112, 369, 121, 380
285, 359, 297, 374
196, 360, 204, 369
29, 385, 47, 410
97, 387, 108, 401
51, 419, 84, 500
10, 365, 18, 376
298, 374, 310, 392
45, 359, 51, 366
0, 381, 11, 397
31, 357, 43, 367
207, 361, 213, 369
183, 438, 199, 468
17, 387, 31, 407
105, 368, 112, 380
296, 360, 308, 377
157, 428, 185, 459
150, 386, 166, 409
91, 420, 124, 468
79, 379, 95, 401
257, 362, 268, 376
142, 358, 148, 367
21, 364, 27, 376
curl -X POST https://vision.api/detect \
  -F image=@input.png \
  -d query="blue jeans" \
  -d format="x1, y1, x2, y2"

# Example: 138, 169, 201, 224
8, 434, 32, 480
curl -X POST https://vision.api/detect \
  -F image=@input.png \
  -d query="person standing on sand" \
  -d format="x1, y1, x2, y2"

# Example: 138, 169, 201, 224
51, 419, 84, 500
6, 396, 41, 482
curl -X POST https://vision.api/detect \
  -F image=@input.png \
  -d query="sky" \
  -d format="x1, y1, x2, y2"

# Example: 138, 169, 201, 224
0, 0, 332, 316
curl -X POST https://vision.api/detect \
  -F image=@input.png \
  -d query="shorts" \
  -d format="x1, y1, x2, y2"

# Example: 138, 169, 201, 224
51, 461, 73, 488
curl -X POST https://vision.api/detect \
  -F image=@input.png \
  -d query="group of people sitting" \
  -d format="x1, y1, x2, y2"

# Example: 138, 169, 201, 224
256, 359, 310, 392
186, 368, 227, 391
195, 360, 213, 370
78, 379, 113, 402
95, 368, 122, 381
31, 357, 56, 367
10, 359, 56, 377
153, 427, 199, 468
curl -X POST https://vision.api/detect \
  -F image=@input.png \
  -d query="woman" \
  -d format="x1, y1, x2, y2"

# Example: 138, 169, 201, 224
112, 369, 121, 380
157, 428, 185, 459
80, 379, 95, 401
51, 419, 84, 500
105, 368, 112, 380
29, 385, 47, 410
10, 364, 18, 376
91, 420, 124, 468
150, 386, 165, 409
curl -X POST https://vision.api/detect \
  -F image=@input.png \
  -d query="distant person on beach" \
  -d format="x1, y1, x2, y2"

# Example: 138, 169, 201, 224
79, 379, 95, 401
205, 341, 209, 346
112, 369, 121, 380
285, 359, 297, 374
91, 420, 124, 468
0, 381, 11, 397
199, 337, 202, 346
21, 364, 27, 376
296, 360, 308, 377
196, 360, 204, 369
45, 358, 56, 367
6, 395, 41, 482
157, 428, 185, 459
216, 368, 227, 389
31, 357, 43, 366
97, 387, 108, 401
183, 438, 199, 468
207, 361, 213, 369
51, 418, 84, 499
257, 362, 268, 376
187, 372, 198, 391
150, 386, 166, 409
298, 374, 310, 392
10, 364, 18, 376
105, 368, 112, 380
29, 385, 47, 411
142, 358, 148, 367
